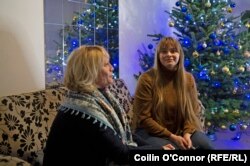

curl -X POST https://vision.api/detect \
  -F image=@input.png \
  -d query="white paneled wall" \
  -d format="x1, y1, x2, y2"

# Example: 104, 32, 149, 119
0, 0, 45, 96
119, 0, 175, 95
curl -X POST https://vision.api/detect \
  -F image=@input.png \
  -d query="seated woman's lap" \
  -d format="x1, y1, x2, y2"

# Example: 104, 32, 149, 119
135, 129, 214, 150
135, 129, 179, 149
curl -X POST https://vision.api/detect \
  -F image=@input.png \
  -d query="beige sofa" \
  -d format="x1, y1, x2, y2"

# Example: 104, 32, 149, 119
0, 79, 133, 165
0, 78, 205, 165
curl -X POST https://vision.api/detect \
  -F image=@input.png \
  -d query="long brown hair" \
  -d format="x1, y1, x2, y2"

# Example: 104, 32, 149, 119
153, 37, 201, 132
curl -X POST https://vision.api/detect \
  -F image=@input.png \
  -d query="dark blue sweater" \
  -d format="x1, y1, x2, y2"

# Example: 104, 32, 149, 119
43, 109, 162, 166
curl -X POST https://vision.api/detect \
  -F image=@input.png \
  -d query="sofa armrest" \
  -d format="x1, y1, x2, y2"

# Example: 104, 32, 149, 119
0, 154, 31, 166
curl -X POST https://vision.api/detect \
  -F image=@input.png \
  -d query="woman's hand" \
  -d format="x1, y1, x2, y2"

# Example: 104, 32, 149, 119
162, 144, 175, 150
183, 133, 192, 149
169, 134, 188, 150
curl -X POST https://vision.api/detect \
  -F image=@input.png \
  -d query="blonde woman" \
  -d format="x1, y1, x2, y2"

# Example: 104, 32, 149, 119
133, 37, 214, 150
43, 45, 174, 166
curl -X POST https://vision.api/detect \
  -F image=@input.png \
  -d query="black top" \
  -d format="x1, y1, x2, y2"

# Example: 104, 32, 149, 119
43, 109, 162, 166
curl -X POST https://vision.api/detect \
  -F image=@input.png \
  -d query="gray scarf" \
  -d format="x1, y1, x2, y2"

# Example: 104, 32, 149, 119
59, 88, 137, 147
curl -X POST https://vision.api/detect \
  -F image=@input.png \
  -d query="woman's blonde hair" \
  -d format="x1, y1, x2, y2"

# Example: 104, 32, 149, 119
153, 37, 201, 132
64, 45, 109, 92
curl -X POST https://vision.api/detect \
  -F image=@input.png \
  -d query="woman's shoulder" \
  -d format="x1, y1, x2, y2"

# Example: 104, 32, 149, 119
184, 71, 196, 86
184, 71, 192, 76
139, 68, 156, 80
56, 108, 118, 136
185, 71, 195, 79
136, 69, 156, 88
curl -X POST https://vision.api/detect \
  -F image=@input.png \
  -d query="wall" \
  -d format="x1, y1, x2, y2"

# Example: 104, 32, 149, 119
119, 0, 250, 95
0, 0, 45, 96
119, 0, 175, 95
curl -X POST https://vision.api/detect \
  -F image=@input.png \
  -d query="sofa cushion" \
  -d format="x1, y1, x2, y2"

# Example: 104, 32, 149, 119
0, 88, 66, 165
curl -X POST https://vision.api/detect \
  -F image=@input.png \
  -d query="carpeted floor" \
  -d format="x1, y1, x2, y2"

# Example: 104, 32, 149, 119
210, 128, 250, 150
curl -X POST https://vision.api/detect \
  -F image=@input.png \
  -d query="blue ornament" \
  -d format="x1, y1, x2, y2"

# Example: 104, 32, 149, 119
232, 132, 241, 141
230, 3, 236, 8
71, 39, 79, 48
53, 65, 61, 72
77, 20, 83, 25
148, 44, 153, 49
233, 44, 239, 50
233, 78, 239, 85
182, 37, 192, 48
245, 94, 250, 100
199, 69, 210, 80
185, 14, 193, 21
198, 64, 203, 70
221, 40, 227, 46
113, 5, 118, 10
90, 13, 95, 18
81, 12, 86, 17
223, 47, 230, 54
212, 81, 221, 88
184, 58, 191, 67
47, 68, 53, 74
175, 1, 181, 6
229, 124, 237, 131
181, 6, 187, 12
197, 43, 203, 51
206, 132, 217, 141
209, 33, 216, 39
213, 39, 221, 46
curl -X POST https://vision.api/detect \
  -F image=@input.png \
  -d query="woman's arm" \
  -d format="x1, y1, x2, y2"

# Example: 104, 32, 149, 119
98, 122, 163, 164
188, 73, 200, 116
133, 71, 172, 138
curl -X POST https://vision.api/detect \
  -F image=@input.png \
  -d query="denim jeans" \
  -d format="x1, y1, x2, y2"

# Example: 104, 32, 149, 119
135, 128, 215, 150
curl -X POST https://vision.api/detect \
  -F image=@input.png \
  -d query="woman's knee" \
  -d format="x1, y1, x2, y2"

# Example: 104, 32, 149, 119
191, 131, 215, 149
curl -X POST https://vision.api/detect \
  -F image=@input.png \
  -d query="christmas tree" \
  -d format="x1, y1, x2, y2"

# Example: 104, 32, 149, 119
136, 0, 250, 138
45, 0, 119, 86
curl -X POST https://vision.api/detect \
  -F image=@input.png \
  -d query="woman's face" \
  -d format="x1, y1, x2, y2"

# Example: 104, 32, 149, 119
159, 47, 180, 71
96, 56, 114, 89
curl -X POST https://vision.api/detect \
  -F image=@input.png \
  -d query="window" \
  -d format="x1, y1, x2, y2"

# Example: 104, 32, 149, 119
44, 0, 119, 87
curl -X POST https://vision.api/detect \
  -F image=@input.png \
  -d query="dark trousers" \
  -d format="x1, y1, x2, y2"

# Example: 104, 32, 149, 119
135, 128, 215, 150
